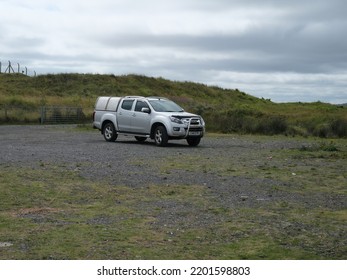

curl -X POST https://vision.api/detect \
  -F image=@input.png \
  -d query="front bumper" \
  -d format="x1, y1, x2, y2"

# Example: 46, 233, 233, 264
170, 125, 205, 138
169, 116, 205, 138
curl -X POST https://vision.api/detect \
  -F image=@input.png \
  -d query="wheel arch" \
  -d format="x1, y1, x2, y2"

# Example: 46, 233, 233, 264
150, 122, 167, 139
101, 120, 112, 134
101, 115, 117, 134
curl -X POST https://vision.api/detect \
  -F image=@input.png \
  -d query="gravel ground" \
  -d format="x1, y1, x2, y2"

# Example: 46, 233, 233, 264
1, 125, 346, 259
1, 124, 345, 210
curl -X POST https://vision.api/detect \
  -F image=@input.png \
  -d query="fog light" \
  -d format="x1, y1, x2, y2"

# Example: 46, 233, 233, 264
173, 127, 180, 131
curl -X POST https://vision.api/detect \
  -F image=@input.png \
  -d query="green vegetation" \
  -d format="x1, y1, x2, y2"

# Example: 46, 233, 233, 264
0, 73, 346, 137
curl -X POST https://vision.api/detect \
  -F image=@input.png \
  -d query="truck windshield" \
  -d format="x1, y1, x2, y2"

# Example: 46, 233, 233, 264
148, 99, 184, 112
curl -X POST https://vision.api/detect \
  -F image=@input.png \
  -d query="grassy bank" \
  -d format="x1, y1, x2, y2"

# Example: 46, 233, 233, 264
0, 73, 346, 137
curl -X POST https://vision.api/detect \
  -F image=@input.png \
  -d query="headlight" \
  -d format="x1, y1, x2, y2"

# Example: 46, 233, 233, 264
170, 116, 183, 124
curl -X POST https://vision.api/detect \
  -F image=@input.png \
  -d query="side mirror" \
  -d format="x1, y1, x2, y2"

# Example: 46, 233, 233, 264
141, 107, 151, 114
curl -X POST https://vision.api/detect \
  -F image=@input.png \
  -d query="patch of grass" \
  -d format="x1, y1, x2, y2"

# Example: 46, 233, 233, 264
299, 141, 340, 152
157, 135, 347, 195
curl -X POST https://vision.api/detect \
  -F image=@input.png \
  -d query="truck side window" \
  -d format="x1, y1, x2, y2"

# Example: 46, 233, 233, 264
121, 100, 134, 110
135, 101, 149, 112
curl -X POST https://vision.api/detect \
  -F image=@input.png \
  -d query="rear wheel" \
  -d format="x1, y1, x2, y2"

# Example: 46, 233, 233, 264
186, 137, 201, 146
154, 126, 168, 146
103, 122, 117, 142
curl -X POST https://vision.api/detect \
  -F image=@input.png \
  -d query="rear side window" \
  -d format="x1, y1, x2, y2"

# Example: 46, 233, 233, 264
121, 100, 134, 110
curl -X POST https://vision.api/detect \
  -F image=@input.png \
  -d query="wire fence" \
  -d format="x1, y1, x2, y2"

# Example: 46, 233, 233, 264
0, 60, 36, 76
0, 106, 90, 124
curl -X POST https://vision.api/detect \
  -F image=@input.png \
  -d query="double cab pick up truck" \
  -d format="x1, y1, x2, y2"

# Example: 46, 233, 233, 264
93, 96, 205, 146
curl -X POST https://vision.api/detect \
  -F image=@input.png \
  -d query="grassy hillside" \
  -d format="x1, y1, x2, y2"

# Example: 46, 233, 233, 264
0, 73, 346, 137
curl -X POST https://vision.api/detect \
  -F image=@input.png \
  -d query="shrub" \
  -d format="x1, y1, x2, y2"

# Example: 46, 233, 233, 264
257, 116, 288, 135
311, 118, 347, 138
330, 118, 347, 138
313, 123, 330, 138
206, 109, 289, 135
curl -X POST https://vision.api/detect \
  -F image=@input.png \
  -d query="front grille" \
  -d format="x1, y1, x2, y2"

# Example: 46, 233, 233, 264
190, 118, 201, 125
189, 127, 204, 132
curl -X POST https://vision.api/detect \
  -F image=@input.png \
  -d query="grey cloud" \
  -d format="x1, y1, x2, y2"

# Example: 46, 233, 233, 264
99, 26, 347, 74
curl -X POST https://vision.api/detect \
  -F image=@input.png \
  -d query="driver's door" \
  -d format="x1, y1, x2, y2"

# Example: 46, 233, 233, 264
131, 100, 151, 134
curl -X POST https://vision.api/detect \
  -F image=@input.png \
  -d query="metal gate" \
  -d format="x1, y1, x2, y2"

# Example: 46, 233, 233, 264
39, 106, 86, 124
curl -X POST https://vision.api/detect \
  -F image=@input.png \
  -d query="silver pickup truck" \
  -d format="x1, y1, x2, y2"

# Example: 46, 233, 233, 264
93, 96, 205, 146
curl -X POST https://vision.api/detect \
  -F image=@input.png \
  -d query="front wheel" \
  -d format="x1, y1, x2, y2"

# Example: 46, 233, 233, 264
186, 137, 201, 146
103, 122, 118, 142
154, 126, 168, 146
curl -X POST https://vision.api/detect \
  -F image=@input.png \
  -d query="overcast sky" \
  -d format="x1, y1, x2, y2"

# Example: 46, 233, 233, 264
1, 0, 346, 103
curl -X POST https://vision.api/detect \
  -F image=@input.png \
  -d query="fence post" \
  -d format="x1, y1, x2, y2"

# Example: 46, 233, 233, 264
40, 106, 45, 124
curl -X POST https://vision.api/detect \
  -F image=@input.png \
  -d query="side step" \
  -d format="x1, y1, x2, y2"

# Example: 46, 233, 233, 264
117, 131, 151, 138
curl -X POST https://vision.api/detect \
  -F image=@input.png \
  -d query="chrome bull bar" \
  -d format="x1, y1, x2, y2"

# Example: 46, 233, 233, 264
184, 117, 202, 138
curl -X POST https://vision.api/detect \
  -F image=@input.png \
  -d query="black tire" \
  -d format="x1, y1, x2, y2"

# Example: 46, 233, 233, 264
186, 137, 201, 146
154, 126, 168, 146
135, 136, 147, 142
103, 122, 118, 142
